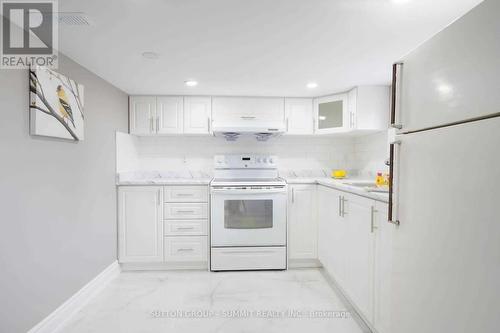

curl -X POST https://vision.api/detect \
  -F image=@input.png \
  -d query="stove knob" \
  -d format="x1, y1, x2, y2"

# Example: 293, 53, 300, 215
262, 157, 268, 163
269, 158, 274, 164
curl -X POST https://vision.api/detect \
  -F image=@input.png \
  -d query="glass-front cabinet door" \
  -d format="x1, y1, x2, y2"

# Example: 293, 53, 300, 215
314, 93, 351, 134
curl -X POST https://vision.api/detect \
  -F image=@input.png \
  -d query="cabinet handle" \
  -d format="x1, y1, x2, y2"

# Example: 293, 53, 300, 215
176, 210, 195, 214
286, 118, 289, 132
292, 188, 295, 203
341, 197, 348, 217
176, 193, 194, 197
241, 116, 256, 120
338, 196, 342, 217
150, 117, 154, 132
207, 117, 210, 132
156, 118, 159, 132
177, 248, 194, 252
370, 206, 378, 233
176, 226, 195, 230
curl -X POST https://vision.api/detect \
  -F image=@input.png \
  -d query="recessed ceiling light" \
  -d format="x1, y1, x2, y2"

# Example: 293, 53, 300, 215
185, 80, 198, 87
307, 82, 318, 89
142, 51, 159, 60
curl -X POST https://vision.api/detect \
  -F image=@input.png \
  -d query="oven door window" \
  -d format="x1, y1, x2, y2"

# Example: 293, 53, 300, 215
224, 200, 273, 229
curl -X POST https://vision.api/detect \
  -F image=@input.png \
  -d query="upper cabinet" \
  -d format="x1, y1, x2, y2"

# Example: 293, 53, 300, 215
284, 98, 314, 135
314, 86, 390, 135
183, 96, 212, 134
212, 97, 284, 122
129, 96, 157, 135
157, 96, 184, 134
314, 93, 349, 134
130, 87, 389, 137
129, 96, 211, 136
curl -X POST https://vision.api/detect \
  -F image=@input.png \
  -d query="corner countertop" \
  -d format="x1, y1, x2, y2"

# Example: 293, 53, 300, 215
284, 177, 389, 203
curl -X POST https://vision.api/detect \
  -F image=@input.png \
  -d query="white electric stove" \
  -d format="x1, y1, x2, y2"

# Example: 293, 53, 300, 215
210, 154, 287, 271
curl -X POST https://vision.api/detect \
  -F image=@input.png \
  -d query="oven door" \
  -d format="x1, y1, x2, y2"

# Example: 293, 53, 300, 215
210, 187, 287, 247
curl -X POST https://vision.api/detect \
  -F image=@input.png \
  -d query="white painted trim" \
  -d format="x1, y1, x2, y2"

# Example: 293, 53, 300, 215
28, 261, 121, 333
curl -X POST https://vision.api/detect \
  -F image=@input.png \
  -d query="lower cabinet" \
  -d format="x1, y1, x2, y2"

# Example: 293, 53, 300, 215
118, 185, 209, 268
288, 185, 318, 261
118, 186, 164, 263
317, 186, 393, 333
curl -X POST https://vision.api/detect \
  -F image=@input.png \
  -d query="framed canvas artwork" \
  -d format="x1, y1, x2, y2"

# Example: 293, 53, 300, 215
29, 66, 85, 141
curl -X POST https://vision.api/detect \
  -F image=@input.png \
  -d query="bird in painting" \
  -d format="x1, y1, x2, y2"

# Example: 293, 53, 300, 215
57, 85, 75, 127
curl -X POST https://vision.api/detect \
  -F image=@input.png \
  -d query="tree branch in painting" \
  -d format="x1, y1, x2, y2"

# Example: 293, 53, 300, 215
29, 68, 79, 141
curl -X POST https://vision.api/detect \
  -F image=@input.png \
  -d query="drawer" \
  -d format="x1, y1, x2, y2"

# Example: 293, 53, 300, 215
164, 186, 208, 202
164, 236, 208, 262
211, 246, 287, 271
164, 203, 208, 219
164, 220, 208, 236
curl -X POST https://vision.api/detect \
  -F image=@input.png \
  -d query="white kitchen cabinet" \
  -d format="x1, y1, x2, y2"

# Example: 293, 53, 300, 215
129, 96, 156, 135
373, 201, 392, 333
183, 96, 211, 134
118, 186, 163, 263
342, 192, 376, 323
285, 98, 314, 135
156, 96, 184, 134
288, 185, 317, 260
314, 86, 390, 135
318, 186, 347, 286
212, 96, 285, 122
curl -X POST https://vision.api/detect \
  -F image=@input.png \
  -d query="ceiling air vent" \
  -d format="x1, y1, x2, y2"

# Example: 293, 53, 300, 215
58, 12, 92, 26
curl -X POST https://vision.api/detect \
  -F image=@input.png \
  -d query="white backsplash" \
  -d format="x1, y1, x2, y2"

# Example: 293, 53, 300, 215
116, 131, 389, 179
116, 132, 356, 176
351, 131, 389, 178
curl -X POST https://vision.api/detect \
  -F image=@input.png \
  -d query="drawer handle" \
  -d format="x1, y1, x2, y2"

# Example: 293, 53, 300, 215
176, 227, 195, 230
176, 210, 195, 213
177, 248, 194, 252
176, 193, 194, 197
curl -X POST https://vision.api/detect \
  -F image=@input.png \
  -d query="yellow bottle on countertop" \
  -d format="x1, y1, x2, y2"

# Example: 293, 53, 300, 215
332, 170, 347, 179
375, 172, 385, 186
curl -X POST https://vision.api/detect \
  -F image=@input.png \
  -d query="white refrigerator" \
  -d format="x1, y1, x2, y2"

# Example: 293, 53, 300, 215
388, 0, 500, 332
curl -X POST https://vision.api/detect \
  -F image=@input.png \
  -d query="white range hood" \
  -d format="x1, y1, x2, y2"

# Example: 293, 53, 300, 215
212, 119, 286, 141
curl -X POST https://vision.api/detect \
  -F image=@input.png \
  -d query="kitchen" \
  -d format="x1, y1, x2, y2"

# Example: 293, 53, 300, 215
1, 0, 499, 333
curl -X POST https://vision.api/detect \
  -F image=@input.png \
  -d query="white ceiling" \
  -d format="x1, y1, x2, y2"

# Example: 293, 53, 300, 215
58, 0, 483, 97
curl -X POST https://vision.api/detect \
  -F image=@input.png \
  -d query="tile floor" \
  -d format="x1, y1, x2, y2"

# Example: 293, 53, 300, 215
59, 269, 367, 333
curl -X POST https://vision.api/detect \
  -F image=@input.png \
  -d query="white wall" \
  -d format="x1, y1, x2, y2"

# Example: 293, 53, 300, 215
0, 55, 128, 333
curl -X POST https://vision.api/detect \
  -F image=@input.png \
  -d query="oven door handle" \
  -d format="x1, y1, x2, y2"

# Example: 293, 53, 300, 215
211, 188, 287, 195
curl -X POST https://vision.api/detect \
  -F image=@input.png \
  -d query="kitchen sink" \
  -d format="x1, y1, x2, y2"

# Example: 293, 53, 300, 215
341, 180, 389, 193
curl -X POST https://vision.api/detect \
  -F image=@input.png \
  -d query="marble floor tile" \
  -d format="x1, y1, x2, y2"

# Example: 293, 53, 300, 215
59, 269, 367, 333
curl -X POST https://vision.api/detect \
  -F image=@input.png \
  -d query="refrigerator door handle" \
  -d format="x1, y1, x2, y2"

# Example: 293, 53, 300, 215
391, 63, 404, 130
388, 139, 401, 226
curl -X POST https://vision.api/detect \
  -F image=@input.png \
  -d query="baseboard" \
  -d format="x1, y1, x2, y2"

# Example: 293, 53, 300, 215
120, 261, 209, 271
288, 258, 322, 268
28, 260, 121, 333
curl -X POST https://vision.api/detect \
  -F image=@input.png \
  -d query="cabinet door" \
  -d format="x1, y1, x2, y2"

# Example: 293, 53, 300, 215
318, 187, 341, 272
118, 186, 163, 263
314, 93, 350, 134
184, 96, 211, 134
212, 97, 285, 122
129, 96, 156, 135
288, 185, 317, 260
157, 96, 183, 134
285, 98, 314, 135
374, 201, 393, 333
343, 193, 375, 322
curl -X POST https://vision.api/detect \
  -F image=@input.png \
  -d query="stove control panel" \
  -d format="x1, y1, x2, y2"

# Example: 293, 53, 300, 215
214, 154, 278, 169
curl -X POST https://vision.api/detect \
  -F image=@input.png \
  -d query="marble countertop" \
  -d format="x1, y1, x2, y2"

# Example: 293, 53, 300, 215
116, 171, 388, 203
284, 177, 389, 203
